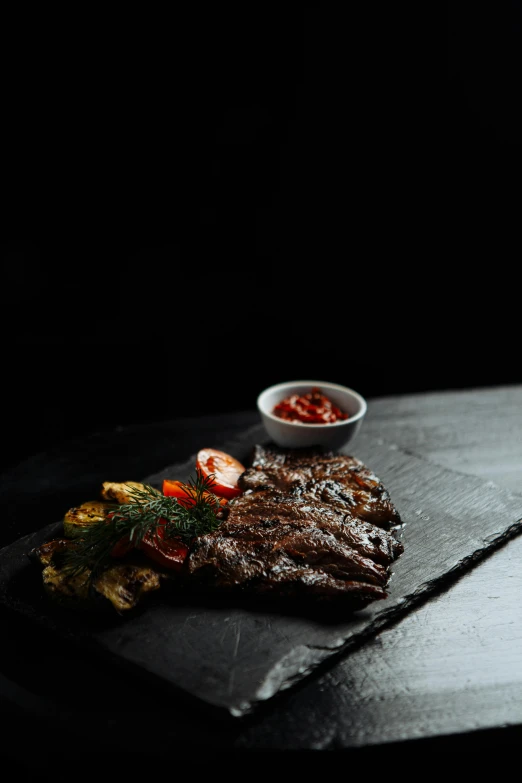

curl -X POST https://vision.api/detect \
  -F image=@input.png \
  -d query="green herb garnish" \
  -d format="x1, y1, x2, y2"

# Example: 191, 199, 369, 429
61, 473, 224, 583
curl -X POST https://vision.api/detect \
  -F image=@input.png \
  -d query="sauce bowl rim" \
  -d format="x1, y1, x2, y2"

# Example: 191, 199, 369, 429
257, 380, 367, 429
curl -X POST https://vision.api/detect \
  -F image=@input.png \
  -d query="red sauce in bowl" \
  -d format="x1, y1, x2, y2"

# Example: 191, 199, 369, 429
272, 387, 350, 424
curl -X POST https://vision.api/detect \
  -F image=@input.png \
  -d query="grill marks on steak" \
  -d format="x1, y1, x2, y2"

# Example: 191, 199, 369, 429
237, 444, 401, 529
188, 529, 389, 605
187, 445, 404, 610
212, 490, 402, 566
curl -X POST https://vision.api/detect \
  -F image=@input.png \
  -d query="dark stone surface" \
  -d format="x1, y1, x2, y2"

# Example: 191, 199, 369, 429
2, 386, 522, 768
2, 422, 522, 720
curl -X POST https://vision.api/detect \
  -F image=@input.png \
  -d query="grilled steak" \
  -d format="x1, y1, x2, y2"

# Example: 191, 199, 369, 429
187, 445, 403, 610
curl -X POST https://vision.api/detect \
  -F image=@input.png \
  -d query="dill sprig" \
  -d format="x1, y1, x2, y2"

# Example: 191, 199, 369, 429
61, 473, 224, 583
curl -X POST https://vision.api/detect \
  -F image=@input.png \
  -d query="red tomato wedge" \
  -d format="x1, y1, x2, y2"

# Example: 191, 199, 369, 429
140, 523, 189, 571
110, 534, 134, 558
162, 479, 228, 508
195, 448, 245, 499
107, 509, 189, 569
107, 512, 135, 558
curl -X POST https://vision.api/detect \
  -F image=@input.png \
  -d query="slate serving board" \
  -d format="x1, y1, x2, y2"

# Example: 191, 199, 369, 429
1, 423, 522, 718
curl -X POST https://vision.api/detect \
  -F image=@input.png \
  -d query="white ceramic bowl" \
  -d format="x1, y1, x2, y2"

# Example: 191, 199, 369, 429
257, 380, 367, 451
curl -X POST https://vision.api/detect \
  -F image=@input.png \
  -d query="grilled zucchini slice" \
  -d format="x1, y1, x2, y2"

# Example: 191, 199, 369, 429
63, 499, 117, 539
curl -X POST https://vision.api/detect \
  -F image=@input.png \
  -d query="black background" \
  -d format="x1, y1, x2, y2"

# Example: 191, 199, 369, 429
2, 4, 521, 475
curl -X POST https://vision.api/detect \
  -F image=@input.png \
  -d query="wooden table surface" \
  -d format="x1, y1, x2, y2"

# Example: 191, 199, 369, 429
1, 384, 522, 768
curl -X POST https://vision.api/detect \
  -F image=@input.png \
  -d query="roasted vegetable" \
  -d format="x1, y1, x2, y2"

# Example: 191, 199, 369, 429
29, 538, 165, 613
63, 500, 117, 539
29, 467, 233, 614
64, 477, 224, 581
100, 481, 147, 504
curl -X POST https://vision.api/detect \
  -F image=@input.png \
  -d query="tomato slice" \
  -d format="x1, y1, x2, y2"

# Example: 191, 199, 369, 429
195, 448, 245, 499
162, 479, 228, 508
139, 523, 189, 571
110, 534, 134, 558
107, 512, 135, 558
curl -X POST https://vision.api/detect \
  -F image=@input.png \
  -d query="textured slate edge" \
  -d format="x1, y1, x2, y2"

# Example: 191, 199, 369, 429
237, 517, 522, 717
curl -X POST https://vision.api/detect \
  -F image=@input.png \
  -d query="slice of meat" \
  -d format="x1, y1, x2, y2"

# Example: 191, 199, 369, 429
188, 532, 388, 609
189, 520, 389, 588
216, 489, 403, 566
238, 444, 401, 529
249, 568, 388, 605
